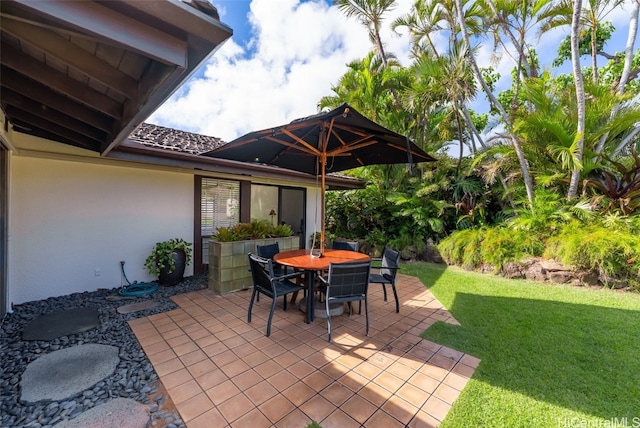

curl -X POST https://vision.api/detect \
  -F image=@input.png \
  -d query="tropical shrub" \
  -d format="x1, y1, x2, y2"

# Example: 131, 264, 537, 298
479, 227, 545, 270
438, 228, 484, 269
439, 227, 545, 271
545, 221, 640, 288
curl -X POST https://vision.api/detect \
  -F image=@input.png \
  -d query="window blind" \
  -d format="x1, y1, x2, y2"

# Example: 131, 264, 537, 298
201, 178, 240, 263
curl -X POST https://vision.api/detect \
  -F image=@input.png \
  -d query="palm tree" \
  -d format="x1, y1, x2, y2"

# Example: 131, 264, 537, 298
318, 51, 400, 120
334, 0, 397, 66
481, 0, 550, 80
596, 0, 640, 153
454, 0, 536, 204
391, 0, 444, 57
568, 0, 586, 199
540, 0, 624, 84
394, 0, 486, 154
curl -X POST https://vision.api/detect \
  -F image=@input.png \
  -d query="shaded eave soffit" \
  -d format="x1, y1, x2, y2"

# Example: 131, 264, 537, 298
0, 0, 232, 155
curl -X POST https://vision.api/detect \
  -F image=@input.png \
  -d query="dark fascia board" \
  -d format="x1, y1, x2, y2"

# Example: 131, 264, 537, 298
111, 140, 365, 190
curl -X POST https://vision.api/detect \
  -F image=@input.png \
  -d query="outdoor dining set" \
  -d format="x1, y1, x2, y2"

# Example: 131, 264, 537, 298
247, 242, 401, 342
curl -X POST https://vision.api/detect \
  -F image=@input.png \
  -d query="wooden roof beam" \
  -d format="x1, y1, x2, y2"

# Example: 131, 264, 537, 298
0, 69, 113, 132
7, 0, 188, 67
0, 89, 107, 142
4, 105, 102, 151
1, 17, 138, 98
0, 48, 122, 118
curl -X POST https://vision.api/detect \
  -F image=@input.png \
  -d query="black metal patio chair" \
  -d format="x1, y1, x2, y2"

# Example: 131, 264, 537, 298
331, 240, 360, 252
369, 247, 400, 313
318, 261, 371, 342
247, 253, 305, 337
257, 242, 302, 304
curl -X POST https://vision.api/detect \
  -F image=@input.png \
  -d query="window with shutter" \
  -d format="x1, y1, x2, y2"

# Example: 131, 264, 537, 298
201, 178, 240, 264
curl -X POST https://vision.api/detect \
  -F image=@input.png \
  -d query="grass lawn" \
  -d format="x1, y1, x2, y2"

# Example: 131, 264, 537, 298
401, 262, 640, 428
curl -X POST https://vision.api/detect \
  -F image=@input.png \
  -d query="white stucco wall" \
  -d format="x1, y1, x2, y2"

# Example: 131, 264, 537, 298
9, 156, 194, 305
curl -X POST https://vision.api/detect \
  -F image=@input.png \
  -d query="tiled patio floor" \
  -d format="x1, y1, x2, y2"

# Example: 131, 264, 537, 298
128, 274, 480, 427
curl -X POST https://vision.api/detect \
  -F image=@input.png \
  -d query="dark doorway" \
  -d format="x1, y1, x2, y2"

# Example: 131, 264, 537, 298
279, 187, 306, 248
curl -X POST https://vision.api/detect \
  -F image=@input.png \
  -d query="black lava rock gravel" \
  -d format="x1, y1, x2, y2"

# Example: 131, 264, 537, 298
0, 274, 207, 428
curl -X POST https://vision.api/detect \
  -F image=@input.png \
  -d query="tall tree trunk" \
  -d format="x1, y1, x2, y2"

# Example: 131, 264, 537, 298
595, 0, 639, 154
455, 105, 464, 176
591, 23, 599, 83
454, 0, 535, 204
568, 0, 586, 199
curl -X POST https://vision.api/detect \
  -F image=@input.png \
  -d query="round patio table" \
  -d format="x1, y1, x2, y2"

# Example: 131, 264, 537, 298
274, 249, 371, 324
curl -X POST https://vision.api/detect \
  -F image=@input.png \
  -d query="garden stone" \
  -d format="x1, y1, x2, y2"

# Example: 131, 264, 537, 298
548, 270, 574, 284
525, 263, 546, 282
20, 344, 119, 403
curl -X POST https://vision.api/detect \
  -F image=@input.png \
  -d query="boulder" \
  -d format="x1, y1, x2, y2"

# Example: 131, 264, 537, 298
548, 270, 574, 284
525, 263, 546, 282
577, 271, 600, 286
541, 260, 572, 272
503, 262, 524, 279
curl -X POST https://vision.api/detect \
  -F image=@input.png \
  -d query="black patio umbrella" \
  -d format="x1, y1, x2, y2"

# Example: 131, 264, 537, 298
204, 103, 436, 251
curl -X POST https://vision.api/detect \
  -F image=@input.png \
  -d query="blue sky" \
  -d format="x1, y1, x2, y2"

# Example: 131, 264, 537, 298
149, 0, 638, 145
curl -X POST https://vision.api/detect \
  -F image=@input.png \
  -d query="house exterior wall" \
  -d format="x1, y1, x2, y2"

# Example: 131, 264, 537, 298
9, 155, 194, 305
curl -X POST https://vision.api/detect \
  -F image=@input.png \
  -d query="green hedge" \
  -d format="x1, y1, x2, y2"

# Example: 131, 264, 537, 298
438, 221, 640, 288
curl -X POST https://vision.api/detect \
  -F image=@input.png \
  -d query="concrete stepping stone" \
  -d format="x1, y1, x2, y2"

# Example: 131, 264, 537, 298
117, 300, 159, 314
20, 344, 119, 403
22, 306, 99, 341
56, 398, 149, 428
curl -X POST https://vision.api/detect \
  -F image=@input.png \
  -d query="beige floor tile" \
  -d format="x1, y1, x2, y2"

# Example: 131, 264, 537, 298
341, 394, 377, 425
320, 408, 361, 428
183, 406, 227, 428
205, 379, 240, 405
232, 408, 272, 428
131, 274, 478, 428
299, 394, 336, 423
244, 380, 278, 406
217, 392, 254, 423
258, 393, 296, 423
175, 392, 213, 422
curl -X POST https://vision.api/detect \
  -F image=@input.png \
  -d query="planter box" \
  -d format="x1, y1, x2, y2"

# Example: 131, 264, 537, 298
208, 236, 300, 294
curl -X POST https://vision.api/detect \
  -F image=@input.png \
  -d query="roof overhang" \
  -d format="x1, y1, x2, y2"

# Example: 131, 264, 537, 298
113, 140, 366, 190
0, 0, 232, 155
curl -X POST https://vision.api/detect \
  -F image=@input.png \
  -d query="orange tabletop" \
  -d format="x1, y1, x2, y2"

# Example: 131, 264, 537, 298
274, 249, 370, 270
274, 249, 371, 324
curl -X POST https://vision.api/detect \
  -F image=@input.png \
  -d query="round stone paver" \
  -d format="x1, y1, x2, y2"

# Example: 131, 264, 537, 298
21, 344, 120, 403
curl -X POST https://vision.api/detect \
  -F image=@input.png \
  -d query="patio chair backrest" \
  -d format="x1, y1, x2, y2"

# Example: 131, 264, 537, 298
256, 242, 280, 260
331, 241, 360, 252
325, 261, 371, 303
381, 247, 400, 281
248, 253, 276, 292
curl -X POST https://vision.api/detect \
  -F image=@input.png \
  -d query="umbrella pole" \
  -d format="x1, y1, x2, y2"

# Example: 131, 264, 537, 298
320, 153, 326, 254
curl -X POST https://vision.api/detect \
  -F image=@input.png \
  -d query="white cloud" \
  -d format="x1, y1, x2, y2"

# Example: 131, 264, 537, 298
149, 0, 414, 141
150, 0, 638, 141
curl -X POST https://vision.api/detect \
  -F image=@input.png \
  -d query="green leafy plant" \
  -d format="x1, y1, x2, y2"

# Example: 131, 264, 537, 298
144, 238, 192, 277
212, 220, 293, 242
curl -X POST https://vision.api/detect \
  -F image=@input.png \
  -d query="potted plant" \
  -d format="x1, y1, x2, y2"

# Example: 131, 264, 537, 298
145, 238, 193, 286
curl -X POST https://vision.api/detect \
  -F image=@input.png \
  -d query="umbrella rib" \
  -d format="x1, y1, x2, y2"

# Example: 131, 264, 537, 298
385, 141, 435, 161
279, 129, 322, 156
